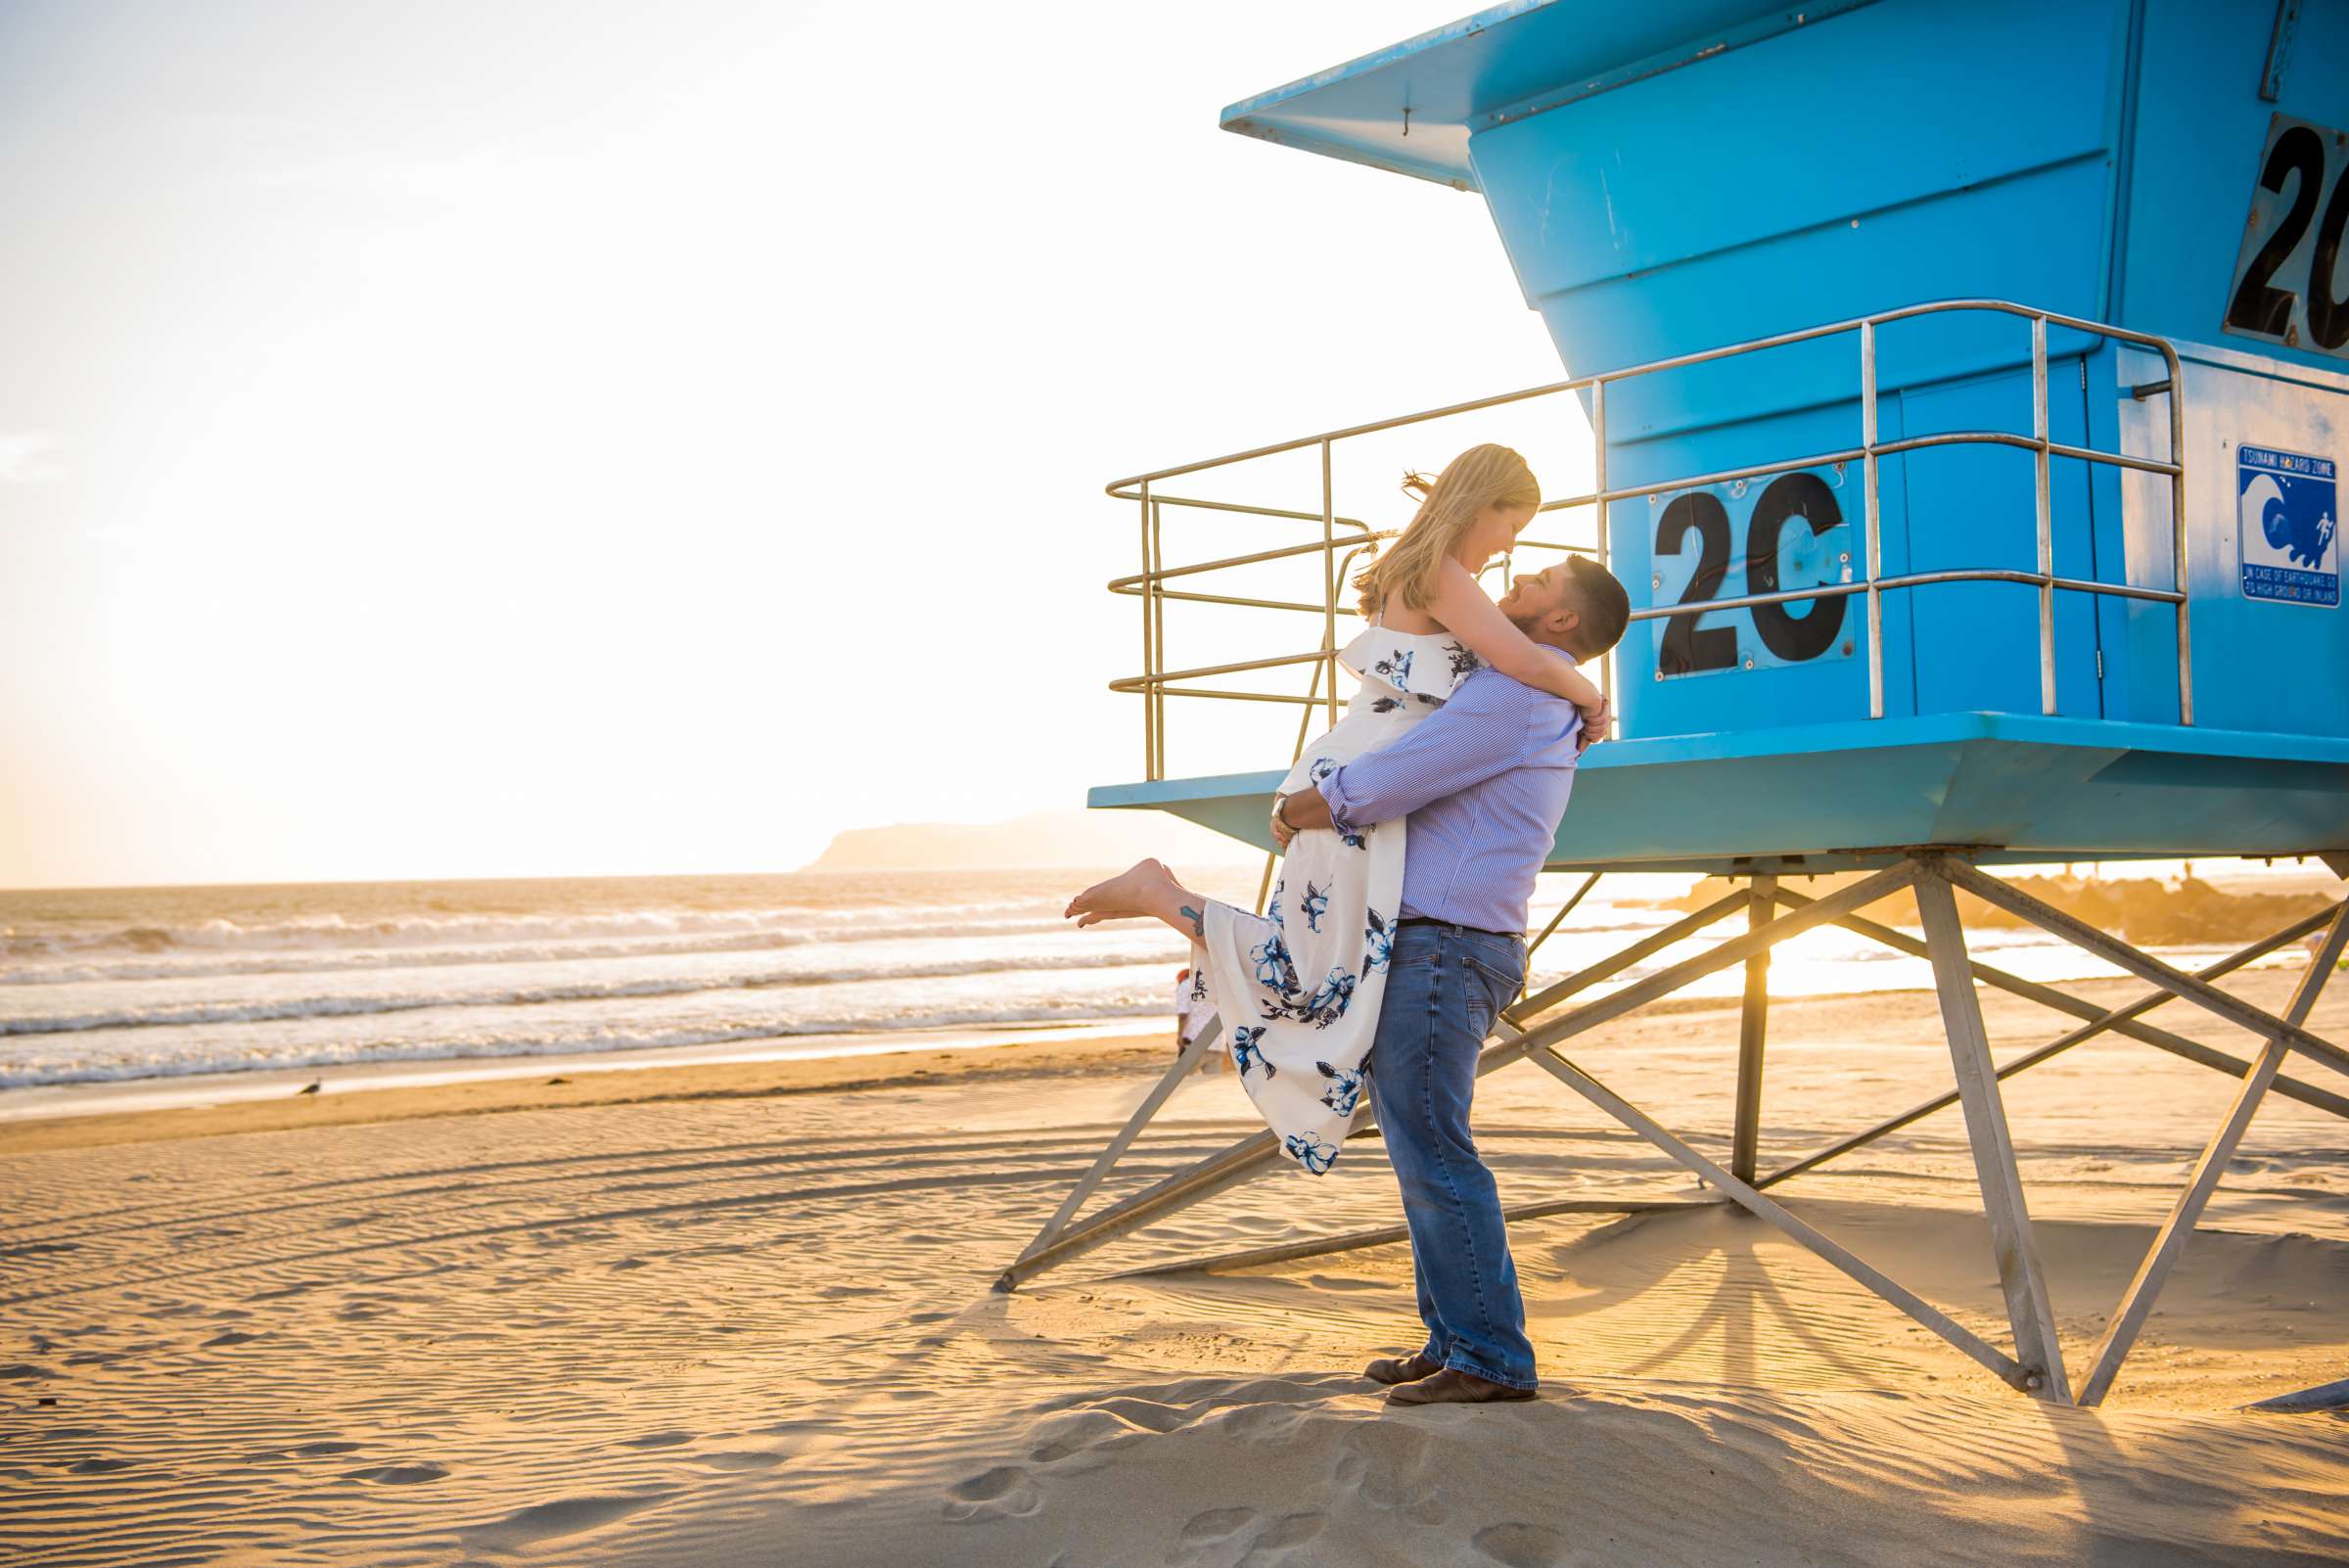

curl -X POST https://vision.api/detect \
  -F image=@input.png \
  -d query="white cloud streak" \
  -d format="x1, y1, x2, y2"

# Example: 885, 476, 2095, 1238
0, 432, 62, 484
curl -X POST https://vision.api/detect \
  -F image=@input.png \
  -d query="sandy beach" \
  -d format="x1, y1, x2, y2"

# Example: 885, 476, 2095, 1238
6, 966, 2348, 1567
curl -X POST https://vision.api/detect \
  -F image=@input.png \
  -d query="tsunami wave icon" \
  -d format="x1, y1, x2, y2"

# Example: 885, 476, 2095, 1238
2237, 445, 2338, 607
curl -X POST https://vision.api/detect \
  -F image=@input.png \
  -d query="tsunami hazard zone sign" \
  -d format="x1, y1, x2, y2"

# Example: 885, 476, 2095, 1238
2237, 444, 2338, 606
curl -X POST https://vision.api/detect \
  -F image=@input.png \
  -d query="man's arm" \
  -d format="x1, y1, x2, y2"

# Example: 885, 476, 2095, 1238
1314, 672, 1543, 835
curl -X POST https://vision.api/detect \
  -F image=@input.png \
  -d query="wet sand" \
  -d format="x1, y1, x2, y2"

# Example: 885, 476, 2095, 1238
5, 971, 2348, 1566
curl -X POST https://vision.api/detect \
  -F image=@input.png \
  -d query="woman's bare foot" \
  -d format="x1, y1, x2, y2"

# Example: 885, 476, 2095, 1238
1064, 858, 1206, 940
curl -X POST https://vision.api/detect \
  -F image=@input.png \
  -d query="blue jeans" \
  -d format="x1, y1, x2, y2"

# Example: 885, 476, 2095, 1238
1366, 921, 1537, 1390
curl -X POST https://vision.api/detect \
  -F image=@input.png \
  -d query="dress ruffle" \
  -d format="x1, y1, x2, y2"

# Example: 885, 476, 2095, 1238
1337, 626, 1488, 705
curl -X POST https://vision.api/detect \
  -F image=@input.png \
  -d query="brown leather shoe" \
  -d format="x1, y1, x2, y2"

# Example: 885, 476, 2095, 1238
1363, 1352, 1442, 1386
1384, 1367, 1537, 1406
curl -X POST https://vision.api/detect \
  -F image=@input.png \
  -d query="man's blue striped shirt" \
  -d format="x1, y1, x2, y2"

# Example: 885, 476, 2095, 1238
1315, 653, 1584, 936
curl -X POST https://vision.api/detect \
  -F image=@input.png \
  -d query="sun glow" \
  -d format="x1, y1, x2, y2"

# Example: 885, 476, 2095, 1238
0, 1, 1567, 889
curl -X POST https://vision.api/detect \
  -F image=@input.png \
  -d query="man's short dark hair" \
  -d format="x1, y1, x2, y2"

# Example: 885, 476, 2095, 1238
1563, 555, 1631, 658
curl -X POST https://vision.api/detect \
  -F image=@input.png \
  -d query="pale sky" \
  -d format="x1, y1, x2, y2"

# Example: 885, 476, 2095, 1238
0, 0, 1589, 890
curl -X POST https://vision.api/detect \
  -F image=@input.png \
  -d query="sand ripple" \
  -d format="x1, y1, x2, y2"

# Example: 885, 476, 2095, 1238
7, 971, 2349, 1564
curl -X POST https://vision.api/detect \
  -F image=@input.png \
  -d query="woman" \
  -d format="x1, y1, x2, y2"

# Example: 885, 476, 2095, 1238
1066, 444, 1607, 1174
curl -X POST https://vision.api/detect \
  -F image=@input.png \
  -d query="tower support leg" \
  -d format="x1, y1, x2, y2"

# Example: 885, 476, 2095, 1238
1916, 866, 2071, 1403
1730, 874, 1775, 1185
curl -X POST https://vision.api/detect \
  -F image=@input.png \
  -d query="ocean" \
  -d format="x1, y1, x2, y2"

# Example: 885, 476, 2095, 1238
0, 868, 2295, 1095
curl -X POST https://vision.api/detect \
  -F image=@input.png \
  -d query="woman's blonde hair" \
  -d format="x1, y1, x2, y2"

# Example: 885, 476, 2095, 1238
1352, 443, 1541, 617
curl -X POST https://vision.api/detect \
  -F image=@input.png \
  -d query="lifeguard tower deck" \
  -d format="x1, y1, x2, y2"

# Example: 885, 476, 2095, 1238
1008, 0, 2349, 1409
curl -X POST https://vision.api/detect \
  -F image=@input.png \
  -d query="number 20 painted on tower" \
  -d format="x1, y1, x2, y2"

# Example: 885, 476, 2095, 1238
1652, 470, 1849, 679
2225, 114, 2349, 358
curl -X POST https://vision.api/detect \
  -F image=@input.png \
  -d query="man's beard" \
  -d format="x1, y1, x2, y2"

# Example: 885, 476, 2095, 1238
1507, 612, 1544, 635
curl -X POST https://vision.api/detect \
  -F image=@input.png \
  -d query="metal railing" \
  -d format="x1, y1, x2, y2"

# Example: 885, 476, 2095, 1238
1107, 299, 2190, 782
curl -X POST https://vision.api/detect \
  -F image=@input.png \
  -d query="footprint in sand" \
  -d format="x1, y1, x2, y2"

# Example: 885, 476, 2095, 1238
1210, 1405, 1307, 1443
292, 1441, 364, 1457
942, 1465, 1040, 1522
465, 1492, 672, 1550
1472, 1522, 1572, 1568
69, 1458, 134, 1475
1332, 1425, 1447, 1525
202, 1330, 261, 1348
345, 1462, 449, 1485
622, 1430, 694, 1450
1179, 1507, 1257, 1545
1235, 1512, 1326, 1566
696, 1451, 786, 1471
1085, 1397, 1188, 1433
1024, 1407, 1146, 1466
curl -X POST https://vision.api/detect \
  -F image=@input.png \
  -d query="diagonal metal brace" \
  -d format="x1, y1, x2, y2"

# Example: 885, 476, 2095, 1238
1015, 1016, 1225, 1264
2075, 901, 2349, 1407
1000, 866, 1911, 1293
1941, 860, 2349, 1082
1522, 1043, 2033, 1393
1761, 900, 2349, 1190
994, 890, 1759, 1291
1764, 891, 2349, 1141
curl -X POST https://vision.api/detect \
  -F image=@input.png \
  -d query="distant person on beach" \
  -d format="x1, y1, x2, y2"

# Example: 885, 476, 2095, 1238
1067, 443, 1631, 1405
1173, 967, 1220, 1073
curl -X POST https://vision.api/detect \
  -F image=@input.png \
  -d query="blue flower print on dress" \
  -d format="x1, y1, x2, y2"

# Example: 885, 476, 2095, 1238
1284, 1132, 1340, 1175
1315, 1060, 1365, 1117
1305, 967, 1358, 1029
1251, 933, 1301, 998
1194, 627, 1466, 1183
1230, 1025, 1272, 1079
1443, 639, 1484, 678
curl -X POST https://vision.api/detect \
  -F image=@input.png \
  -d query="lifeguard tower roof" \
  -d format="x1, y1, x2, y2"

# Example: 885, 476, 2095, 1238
1094, 0, 2349, 874
1221, 1, 1831, 192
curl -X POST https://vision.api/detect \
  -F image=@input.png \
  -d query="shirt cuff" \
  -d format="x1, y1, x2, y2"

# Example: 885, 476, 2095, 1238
1315, 771, 1358, 838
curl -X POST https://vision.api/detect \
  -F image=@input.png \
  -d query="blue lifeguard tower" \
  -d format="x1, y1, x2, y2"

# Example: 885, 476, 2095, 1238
1005, 0, 2349, 1408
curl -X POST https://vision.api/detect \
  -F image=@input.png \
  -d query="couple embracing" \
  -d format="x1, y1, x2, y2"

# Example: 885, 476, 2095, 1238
1068, 444, 1631, 1406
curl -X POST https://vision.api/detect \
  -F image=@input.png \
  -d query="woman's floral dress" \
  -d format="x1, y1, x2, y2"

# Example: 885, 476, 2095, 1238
1192, 623, 1485, 1175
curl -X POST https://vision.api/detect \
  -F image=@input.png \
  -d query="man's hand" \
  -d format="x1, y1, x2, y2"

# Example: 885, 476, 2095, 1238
1269, 796, 1295, 851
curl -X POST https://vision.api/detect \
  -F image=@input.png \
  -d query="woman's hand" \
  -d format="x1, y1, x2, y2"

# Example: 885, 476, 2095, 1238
1575, 694, 1613, 753
1268, 795, 1297, 850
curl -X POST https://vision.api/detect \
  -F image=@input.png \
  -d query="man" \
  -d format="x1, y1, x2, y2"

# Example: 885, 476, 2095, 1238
1267, 555, 1627, 1403
1067, 556, 1630, 1406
